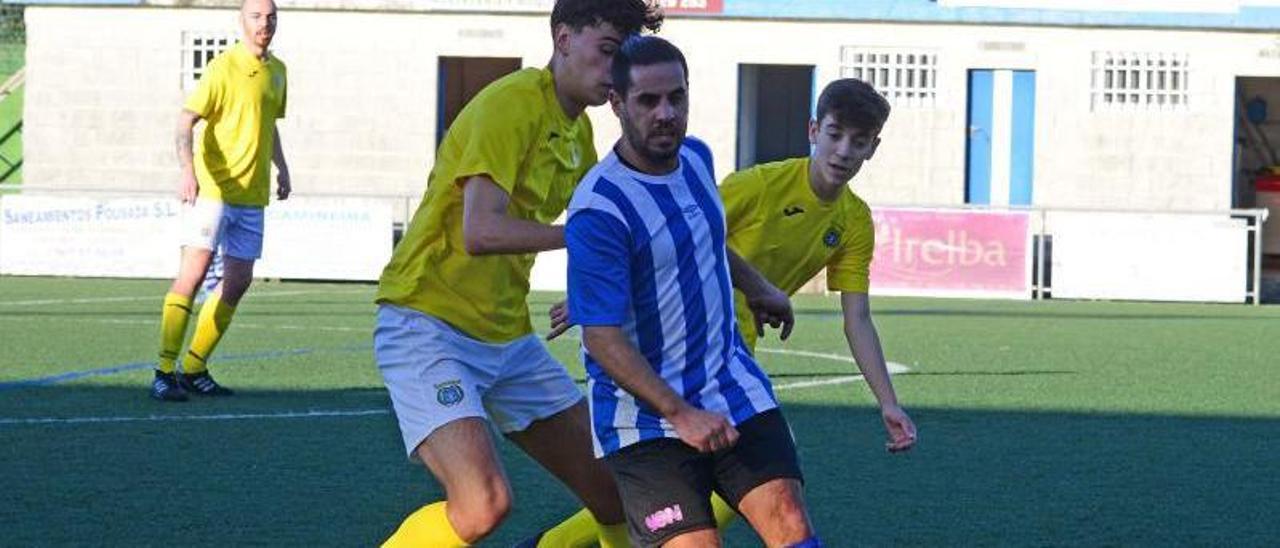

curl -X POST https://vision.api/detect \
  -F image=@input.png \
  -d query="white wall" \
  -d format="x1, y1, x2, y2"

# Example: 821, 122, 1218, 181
24, 7, 554, 201
23, 6, 1280, 213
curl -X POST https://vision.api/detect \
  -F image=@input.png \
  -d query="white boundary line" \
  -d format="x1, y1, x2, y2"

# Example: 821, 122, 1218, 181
0, 358, 910, 426
0, 288, 372, 307
756, 346, 857, 363
0, 409, 389, 425
0, 316, 368, 333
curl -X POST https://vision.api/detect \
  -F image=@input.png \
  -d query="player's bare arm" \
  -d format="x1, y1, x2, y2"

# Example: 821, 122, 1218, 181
841, 291, 917, 453
461, 175, 567, 255
272, 124, 290, 200
175, 109, 201, 204
728, 250, 794, 340
582, 325, 739, 453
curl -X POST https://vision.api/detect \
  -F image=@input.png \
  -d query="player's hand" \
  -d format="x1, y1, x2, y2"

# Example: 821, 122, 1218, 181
178, 171, 199, 204
669, 405, 738, 453
746, 284, 794, 341
881, 404, 917, 453
545, 300, 573, 341
276, 170, 292, 200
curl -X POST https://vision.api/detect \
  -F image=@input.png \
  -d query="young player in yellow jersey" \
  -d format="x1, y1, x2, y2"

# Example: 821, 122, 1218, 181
374, 2, 669, 546
151, 0, 290, 401
719, 78, 917, 453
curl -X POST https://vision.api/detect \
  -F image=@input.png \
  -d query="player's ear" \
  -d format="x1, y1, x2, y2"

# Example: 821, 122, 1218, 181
808, 118, 819, 146
609, 89, 624, 116
867, 135, 882, 160
553, 23, 572, 58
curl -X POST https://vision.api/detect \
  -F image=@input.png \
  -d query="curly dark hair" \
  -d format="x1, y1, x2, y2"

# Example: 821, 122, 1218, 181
816, 78, 891, 132
550, 0, 664, 36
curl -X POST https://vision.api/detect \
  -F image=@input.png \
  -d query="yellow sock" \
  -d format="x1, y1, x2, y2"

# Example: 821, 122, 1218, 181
157, 292, 193, 374
383, 501, 469, 548
598, 521, 630, 548
183, 292, 235, 375
535, 508, 597, 548
711, 493, 737, 529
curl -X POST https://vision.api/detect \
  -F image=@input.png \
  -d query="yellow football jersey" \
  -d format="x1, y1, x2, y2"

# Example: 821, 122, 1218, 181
721, 157, 874, 350
184, 42, 287, 207
377, 67, 596, 342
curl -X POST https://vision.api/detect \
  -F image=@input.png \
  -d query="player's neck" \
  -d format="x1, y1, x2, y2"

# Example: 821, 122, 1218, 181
616, 142, 676, 176
548, 61, 586, 119
243, 41, 270, 61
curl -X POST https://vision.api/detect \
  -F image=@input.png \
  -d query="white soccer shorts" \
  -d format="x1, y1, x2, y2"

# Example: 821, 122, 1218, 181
180, 197, 264, 260
373, 304, 584, 461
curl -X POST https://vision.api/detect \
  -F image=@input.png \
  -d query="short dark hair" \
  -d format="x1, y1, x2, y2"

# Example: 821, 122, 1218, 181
611, 35, 687, 97
815, 79, 891, 132
551, 0, 664, 36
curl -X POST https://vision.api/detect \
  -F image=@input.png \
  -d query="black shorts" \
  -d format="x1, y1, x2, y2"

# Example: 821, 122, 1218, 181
602, 409, 804, 548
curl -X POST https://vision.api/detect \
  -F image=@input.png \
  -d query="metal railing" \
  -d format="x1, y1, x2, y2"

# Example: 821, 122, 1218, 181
0, 67, 24, 183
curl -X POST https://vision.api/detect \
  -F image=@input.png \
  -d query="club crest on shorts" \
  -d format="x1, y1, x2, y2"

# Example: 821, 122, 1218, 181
435, 380, 465, 407
823, 228, 841, 248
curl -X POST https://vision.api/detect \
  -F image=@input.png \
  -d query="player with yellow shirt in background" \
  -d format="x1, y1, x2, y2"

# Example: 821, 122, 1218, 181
151, 0, 290, 402
721, 78, 916, 453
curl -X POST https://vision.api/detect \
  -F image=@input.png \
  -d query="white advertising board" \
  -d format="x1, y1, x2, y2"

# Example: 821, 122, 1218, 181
1049, 211, 1249, 303
0, 195, 181, 278
256, 198, 394, 281
0, 195, 393, 281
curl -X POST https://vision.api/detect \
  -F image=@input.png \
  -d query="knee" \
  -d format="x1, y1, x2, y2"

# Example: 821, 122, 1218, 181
220, 277, 252, 303
772, 495, 814, 543
450, 481, 513, 541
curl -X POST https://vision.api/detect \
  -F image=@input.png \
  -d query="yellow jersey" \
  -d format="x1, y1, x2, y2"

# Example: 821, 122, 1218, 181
377, 67, 596, 343
184, 42, 287, 207
721, 157, 875, 350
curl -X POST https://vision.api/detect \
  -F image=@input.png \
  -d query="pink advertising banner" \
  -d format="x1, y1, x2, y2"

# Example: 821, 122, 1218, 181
869, 208, 1033, 299
658, 0, 724, 14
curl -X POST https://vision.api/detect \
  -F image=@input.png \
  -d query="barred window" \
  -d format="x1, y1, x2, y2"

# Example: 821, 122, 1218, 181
1091, 51, 1189, 111
839, 47, 938, 107
182, 31, 236, 91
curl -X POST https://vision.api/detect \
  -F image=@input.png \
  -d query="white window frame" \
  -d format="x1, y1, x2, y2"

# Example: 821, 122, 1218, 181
181, 31, 237, 91
1090, 51, 1190, 112
839, 47, 938, 108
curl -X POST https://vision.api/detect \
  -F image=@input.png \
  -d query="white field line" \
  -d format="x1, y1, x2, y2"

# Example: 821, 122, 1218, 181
0, 315, 367, 333
0, 409, 389, 425
0, 350, 911, 426
755, 346, 856, 363
0, 288, 372, 307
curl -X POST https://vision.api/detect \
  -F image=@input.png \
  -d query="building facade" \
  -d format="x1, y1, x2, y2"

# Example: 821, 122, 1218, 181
16, 0, 1280, 213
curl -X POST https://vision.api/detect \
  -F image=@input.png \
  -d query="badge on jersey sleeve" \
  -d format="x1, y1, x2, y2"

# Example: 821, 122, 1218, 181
823, 228, 841, 248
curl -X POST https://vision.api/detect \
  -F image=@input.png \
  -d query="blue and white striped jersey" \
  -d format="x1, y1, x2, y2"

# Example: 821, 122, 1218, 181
565, 137, 778, 457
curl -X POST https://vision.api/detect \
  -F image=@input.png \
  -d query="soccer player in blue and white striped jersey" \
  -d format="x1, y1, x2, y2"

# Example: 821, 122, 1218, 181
565, 35, 822, 548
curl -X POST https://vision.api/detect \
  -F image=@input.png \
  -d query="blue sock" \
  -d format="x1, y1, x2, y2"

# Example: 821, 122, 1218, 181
787, 537, 823, 548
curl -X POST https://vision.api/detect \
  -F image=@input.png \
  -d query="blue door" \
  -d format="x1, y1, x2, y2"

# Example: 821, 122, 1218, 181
967, 69, 1036, 206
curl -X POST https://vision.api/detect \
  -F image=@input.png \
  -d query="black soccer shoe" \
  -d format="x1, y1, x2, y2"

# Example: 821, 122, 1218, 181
179, 371, 235, 396
150, 370, 189, 402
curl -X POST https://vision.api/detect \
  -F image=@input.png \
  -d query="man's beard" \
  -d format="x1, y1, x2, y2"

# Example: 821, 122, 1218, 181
622, 117, 682, 166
